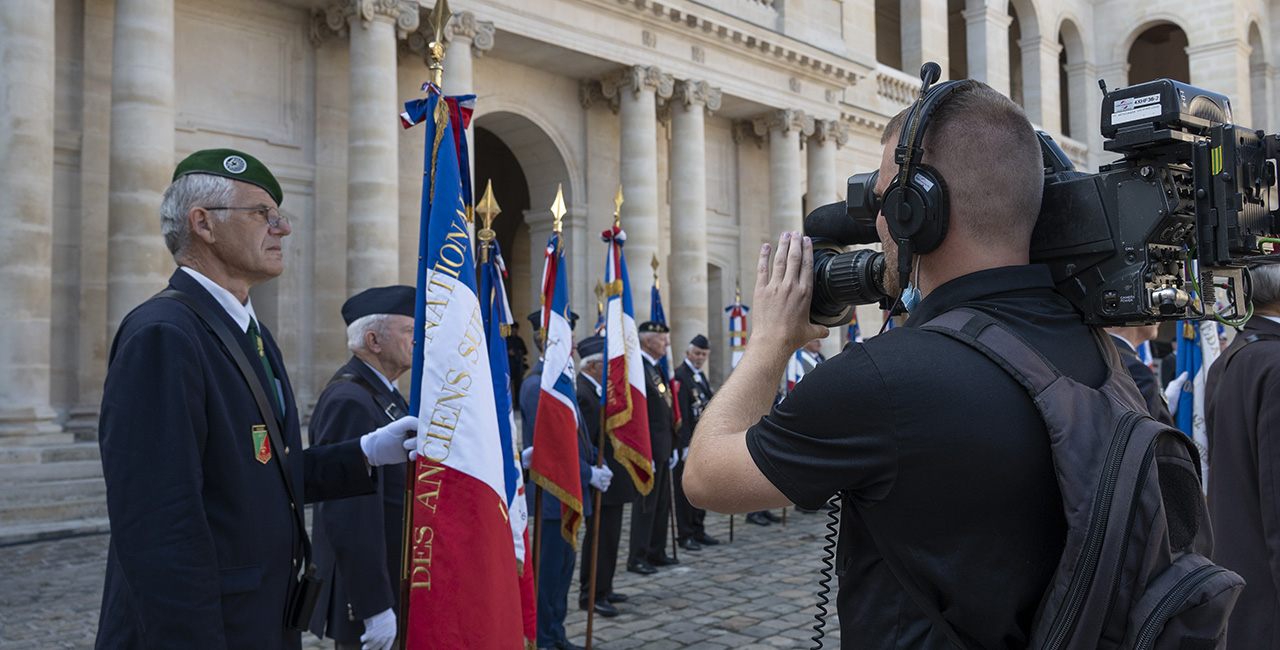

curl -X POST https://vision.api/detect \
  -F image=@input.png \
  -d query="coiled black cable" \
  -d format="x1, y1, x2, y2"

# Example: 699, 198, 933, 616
810, 495, 842, 650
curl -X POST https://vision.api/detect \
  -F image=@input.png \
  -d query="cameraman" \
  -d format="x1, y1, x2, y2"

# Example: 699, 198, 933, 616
684, 80, 1107, 649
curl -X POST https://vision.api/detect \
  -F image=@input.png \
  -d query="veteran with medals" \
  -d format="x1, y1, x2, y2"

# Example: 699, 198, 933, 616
95, 150, 419, 650
627, 321, 680, 574
673, 334, 719, 550
308, 286, 416, 650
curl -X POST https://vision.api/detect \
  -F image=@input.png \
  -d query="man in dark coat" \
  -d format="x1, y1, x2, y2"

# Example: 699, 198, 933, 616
575, 335, 635, 616
519, 312, 606, 650
1206, 262, 1280, 650
96, 149, 419, 650
673, 334, 719, 550
507, 322, 529, 407
309, 286, 417, 650
1106, 324, 1185, 426
627, 321, 678, 574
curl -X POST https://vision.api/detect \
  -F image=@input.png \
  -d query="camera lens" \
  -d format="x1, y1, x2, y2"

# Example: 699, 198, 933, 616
810, 245, 887, 327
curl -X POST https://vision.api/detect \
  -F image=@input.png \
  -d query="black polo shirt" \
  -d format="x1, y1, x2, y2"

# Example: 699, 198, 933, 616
747, 264, 1106, 650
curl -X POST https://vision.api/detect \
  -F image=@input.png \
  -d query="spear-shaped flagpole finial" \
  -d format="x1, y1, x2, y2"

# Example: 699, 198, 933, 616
612, 186, 624, 227
426, 0, 452, 88
650, 253, 660, 289
594, 281, 605, 314
735, 281, 741, 304
551, 184, 566, 234
476, 180, 501, 263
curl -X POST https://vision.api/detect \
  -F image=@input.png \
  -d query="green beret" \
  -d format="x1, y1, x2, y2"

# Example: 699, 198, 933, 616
172, 149, 283, 207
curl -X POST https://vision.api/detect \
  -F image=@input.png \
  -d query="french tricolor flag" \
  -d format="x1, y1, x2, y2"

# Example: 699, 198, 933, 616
402, 90, 522, 649
601, 225, 654, 494
725, 293, 749, 369
529, 231, 586, 545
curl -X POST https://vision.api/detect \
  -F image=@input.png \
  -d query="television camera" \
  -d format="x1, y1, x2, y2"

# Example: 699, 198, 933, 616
809, 74, 1280, 328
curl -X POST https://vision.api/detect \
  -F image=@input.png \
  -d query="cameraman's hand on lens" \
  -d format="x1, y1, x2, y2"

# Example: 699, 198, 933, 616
752, 231, 830, 355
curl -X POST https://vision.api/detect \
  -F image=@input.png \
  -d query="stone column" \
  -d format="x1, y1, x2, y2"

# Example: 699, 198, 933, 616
1018, 35, 1063, 131
962, 1, 1012, 96
1188, 40, 1253, 126
106, 0, 175, 338
1063, 61, 1105, 168
0, 0, 64, 443
1251, 61, 1273, 132
442, 11, 493, 186
339, 0, 419, 296
901, 0, 949, 78
669, 80, 721, 355
754, 109, 813, 237
807, 119, 847, 210
601, 65, 673, 300
808, 119, 848, 361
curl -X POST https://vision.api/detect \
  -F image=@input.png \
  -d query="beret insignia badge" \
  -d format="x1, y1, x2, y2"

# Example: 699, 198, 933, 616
223, 155, 248, 174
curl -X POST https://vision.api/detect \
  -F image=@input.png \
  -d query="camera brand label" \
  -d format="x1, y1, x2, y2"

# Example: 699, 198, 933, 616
1113, 93, 1163, 125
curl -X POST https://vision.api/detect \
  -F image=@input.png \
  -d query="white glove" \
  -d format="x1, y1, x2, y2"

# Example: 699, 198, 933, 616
521, 446, 533, 469
360, 416, 420, 466
681, 447, 689, 462
1164, 371, 1190, 416
589, 465, 613, 492
668, 450, 679, 470
360, 607, 396, 650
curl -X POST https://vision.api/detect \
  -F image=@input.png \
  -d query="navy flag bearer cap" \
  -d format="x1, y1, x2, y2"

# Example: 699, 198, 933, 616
638, 321, 669, 334
527, 310, 580, 329
173, 148, 285, 207
690, 334, 710, 349
342, 286, 416, 326
577, 335, 605, 358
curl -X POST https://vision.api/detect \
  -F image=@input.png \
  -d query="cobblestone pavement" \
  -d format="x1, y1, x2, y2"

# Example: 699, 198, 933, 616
0, 507, 842, 649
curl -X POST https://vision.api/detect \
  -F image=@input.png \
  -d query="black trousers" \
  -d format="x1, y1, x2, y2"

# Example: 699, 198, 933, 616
672, 456, 705, 542
578, 502, 623, 603
628, 460, 671, 564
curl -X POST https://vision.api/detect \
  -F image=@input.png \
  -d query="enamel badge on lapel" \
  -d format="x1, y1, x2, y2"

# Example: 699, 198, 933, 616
252, 424, 272, 464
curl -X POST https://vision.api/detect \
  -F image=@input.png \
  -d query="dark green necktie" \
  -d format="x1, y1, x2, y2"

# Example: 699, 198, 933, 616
247, 318, 284, 413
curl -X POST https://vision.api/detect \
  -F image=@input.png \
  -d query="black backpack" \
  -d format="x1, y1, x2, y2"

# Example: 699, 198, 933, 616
871, 308, 1244, 650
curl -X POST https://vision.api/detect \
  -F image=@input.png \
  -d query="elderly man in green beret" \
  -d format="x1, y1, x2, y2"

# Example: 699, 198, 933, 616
96, 149, 420, 650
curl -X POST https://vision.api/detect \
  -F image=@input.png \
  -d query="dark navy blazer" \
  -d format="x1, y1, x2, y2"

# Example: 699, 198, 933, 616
96, 270, 375, 650
308, 357, 408, 643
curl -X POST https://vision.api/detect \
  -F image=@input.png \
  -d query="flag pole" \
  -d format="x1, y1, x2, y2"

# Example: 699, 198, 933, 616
584, 404, 607, 650
652, 255, 679, 564
399, 3, 451, 649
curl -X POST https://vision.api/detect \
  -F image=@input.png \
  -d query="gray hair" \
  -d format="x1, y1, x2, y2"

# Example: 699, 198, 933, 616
1251, 264, 1280, 307
578, 352, 603, 371
347, 313, 391, 352
160, 174, 238, 256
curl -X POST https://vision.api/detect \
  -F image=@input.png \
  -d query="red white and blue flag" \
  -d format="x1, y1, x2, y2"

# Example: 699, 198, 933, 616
478, 238, 537, 646
725, 293, 749, 369
402, 88, 522, 649
602, 225, 654, 493
530, 231, 586, 546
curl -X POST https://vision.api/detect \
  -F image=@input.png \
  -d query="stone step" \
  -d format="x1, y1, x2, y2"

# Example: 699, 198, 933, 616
0, 477, 107, 507
0, 459, 103, 485
0, 497, 109, 524
0, 517, 110, 546
0, 443, 100, 465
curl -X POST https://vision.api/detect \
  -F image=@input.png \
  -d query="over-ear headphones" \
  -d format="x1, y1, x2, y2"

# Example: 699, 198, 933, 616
881, 63, 967, 284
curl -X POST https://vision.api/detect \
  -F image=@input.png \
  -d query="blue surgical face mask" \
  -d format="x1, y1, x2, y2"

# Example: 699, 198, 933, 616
901, 282, 922, 313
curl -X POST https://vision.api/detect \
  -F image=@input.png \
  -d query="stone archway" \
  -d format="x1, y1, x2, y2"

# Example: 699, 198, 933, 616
472, 110, 574, 343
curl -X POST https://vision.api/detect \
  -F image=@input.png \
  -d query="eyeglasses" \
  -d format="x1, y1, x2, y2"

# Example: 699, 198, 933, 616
203, 206, 290, 229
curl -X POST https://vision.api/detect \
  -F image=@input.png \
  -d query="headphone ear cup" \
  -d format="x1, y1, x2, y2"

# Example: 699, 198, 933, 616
882, 164, 949, 254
